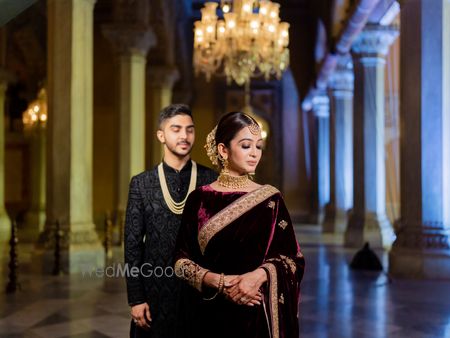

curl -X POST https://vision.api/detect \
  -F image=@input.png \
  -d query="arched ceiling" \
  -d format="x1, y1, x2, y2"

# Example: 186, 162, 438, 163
4, 0, 46, 99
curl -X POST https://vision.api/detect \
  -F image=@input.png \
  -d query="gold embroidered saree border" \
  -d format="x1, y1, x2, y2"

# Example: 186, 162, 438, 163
198, 185, 279, 254
261, 262, 279, 338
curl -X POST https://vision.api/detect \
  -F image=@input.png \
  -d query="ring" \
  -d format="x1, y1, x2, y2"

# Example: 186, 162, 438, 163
240, 297, 247, 303
133, 319, 138, 323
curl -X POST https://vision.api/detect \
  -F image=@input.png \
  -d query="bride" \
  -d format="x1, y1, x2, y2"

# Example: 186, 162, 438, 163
174, 111, 305, 338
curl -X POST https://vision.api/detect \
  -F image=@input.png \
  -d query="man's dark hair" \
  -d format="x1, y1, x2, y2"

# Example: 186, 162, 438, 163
158, 104, 193, 128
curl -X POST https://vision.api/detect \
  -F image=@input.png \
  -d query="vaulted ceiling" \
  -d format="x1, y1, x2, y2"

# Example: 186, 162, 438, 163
2, 0, 340, 104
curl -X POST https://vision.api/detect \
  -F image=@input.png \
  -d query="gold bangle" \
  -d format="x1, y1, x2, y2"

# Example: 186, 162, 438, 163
218, 273, 225, 294
203, 272, 224, 301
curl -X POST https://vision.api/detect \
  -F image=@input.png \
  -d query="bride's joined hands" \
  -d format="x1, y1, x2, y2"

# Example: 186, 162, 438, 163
224, 268, 267, 306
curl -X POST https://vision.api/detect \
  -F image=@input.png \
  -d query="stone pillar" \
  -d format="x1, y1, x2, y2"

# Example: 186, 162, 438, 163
310, 92, 330, 224
34, 0, 103, 274
323, 56, 354, 233
102, 26, 156, 215
146, 66, 179, 168
344, 24, 398, 248
0, 69, 11, 272
281, 69, 306, 222
389, 0, 450, 278
23, 126, 46, 242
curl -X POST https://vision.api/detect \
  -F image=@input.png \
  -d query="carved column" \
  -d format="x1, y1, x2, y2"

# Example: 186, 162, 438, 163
344, 24, 398, 248
281, 69, 305, 222
146, 66, 179, 168
23, 125, 46, 242
34, 0, 103, 274
102, 26, 156, 216
0, 68, 12, 272
389, 0, 450, 278
310, 92, 330, 224
323, 56, 354, 233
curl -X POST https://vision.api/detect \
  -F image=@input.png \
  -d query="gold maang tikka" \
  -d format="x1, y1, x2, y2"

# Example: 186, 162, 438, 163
248, 122, 260, 135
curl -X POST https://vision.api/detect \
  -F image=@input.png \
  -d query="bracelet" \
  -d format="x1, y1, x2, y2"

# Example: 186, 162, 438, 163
202, 273, 224, 301
218, 273, 225, 294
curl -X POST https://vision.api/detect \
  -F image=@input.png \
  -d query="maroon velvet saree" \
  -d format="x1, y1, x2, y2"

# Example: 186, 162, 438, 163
174, 184, 305, 338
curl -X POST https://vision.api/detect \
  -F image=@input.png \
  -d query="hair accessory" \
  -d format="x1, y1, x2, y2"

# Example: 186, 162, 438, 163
248, 122, 260, 135
205, 125, 219, 166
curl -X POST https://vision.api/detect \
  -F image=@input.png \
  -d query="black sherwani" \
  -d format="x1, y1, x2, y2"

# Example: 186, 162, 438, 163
125, 160, 217, 338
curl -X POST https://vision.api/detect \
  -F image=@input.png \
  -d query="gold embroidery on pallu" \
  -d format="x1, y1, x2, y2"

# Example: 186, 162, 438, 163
278, 220, 288, 230
280, 255, 297, 274
267, 200, 276, 209
198, 185, 279, 254
261, 262, 279, 338
279, 293, 285, 304
267, 255, 297, 275
174, 258, 209, 292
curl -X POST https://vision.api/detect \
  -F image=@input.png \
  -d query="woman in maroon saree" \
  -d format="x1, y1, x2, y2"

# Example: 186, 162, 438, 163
174, 112, 305, 338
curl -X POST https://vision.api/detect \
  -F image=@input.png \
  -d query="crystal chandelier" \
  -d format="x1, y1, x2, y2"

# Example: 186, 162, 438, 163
22, 88, 47, 128
193, 0, 290, 86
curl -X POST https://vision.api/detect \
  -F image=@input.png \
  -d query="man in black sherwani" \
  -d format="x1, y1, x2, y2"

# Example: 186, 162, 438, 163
124, 104, 217, 338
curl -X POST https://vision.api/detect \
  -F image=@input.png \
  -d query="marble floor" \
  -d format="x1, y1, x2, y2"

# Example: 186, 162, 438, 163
1, 226, 450, 338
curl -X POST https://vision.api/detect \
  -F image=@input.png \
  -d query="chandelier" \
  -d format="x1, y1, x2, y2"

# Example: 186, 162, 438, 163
22, 88, 47, 128
193, 0, 290, 86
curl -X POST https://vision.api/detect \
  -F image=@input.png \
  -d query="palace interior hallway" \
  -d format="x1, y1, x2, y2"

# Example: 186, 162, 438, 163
1, 0, 450, 337
1, 226, 450, 338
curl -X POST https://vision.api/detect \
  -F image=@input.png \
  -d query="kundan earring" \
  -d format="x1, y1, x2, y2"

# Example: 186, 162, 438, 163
219, 156, 229, 174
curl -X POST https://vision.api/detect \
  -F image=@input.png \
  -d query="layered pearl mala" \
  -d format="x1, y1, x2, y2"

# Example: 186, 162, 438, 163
158, 161, 197, 214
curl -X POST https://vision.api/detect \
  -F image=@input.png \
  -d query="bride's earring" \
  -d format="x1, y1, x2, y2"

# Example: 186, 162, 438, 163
219, 156, 229, 174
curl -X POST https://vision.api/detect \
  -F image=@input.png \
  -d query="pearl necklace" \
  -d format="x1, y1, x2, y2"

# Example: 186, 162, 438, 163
158, 161, 197, 214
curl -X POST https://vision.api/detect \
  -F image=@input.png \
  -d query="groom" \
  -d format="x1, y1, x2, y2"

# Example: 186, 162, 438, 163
124, 104, 217, 338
